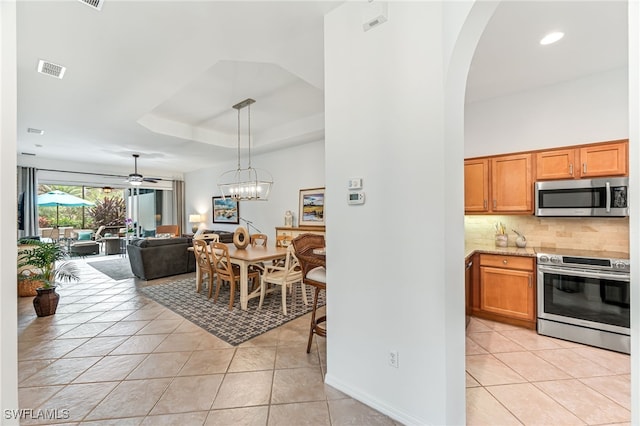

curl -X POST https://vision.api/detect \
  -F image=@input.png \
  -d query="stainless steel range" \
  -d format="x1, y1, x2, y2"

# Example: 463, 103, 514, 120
536, 248, 630, 354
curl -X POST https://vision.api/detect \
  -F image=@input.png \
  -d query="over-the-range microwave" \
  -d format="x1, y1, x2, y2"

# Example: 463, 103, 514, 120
535, 177, 629, 217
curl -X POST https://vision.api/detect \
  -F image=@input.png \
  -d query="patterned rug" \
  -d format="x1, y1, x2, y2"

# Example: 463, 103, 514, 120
138, 277, 325, 346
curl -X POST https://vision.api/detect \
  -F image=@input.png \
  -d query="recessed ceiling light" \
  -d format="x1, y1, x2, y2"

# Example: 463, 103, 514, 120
540, 31, 564, 46
27, 127, 44, 135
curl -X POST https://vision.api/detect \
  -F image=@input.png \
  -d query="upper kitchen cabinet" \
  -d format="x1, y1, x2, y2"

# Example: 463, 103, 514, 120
579, 140, 628, 178
464, 153, 533, 214
491, 153, 533, 213
536, 140, 628, 180
536, 148, 577, 180
464, 159, 490, 212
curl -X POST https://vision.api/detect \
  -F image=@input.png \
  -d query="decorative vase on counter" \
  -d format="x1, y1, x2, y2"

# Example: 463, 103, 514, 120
284, 210, 293, 227
515, 235, 527, 248
495, 234, 508, 247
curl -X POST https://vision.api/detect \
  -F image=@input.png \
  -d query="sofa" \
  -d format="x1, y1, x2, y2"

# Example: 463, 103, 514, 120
193, 229, 234, 243
127, 237, 196, 280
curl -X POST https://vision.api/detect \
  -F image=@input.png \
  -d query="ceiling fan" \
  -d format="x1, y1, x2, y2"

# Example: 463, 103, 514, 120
127, 154, 162, 185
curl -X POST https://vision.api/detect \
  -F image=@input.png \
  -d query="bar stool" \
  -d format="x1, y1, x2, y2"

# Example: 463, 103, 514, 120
291, 233, 326, 353
304, 266, 326, 353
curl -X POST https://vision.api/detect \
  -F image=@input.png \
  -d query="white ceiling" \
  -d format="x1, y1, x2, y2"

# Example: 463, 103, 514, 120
16, 1, 628, 182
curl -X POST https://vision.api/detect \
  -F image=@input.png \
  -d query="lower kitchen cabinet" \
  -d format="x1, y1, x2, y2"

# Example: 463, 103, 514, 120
472, 253, 536, 329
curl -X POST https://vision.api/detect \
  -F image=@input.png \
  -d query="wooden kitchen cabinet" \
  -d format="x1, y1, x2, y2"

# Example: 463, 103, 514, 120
464, 154, 532, 214
475, 254, 536, 329
491, 153, 533, 213
579, 141, 627, 177
535, 140, 628, 180
536, 148, 577, 180
464, 159, 490, 212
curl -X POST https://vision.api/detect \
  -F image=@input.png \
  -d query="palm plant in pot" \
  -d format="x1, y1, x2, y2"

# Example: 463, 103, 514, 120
17, 239, 80, 317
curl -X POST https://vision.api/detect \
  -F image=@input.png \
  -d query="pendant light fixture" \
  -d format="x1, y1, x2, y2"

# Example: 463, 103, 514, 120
218, 98, 273, 201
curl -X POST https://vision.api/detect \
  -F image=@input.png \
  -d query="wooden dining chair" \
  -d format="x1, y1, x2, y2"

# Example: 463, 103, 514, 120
211, 242, 260, 310
258, 245, 307, 315
194, 232, 219, 243
275, 234, 293, 248
250, 233, 268, 247
192, 239, 216, 297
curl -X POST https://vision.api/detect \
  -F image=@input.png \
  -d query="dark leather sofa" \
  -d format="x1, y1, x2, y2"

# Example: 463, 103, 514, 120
127, 237, 196, 280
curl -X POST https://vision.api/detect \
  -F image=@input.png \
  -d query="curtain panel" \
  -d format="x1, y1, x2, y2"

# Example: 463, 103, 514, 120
17, 166, 38, 238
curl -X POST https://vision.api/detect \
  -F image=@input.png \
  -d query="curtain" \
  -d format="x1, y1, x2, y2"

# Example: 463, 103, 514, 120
172, 180, 185, 235
17, 166, 38, 238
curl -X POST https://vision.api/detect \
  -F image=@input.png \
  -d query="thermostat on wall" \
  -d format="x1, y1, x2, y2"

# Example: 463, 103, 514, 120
348, 191, 365, 205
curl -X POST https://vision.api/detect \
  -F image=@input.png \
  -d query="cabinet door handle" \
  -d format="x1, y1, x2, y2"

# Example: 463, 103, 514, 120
483, 200, 487, 210
493, 199, 497, 209
503, 259, 508, 264
528, 276, 532, 288
569, 163, 573, 176
583, 163, 587, 174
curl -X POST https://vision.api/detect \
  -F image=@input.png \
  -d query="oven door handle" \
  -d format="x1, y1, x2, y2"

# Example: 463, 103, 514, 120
538, 265, 630, 282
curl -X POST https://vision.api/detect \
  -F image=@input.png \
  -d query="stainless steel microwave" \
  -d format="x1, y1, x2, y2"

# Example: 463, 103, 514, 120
535, 177, 629, 217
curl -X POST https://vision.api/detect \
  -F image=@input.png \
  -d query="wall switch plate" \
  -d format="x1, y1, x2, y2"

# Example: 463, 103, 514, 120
389, 350, 399, 368
348, 178, 363, 189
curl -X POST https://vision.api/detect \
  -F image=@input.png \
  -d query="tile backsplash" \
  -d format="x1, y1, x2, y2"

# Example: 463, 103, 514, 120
465, 215, 629, 253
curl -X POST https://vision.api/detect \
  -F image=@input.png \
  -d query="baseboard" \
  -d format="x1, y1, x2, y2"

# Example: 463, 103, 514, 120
324, 373, 429, 425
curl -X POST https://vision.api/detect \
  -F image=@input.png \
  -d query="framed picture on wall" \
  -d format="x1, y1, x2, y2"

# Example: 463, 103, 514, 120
299, 187, 325, 226
212, 196, 240, 224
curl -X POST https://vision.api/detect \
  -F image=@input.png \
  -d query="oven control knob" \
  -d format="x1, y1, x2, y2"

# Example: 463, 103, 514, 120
550, 256, 561, 264
614, 261, 629, 270
539, 255, 549, 263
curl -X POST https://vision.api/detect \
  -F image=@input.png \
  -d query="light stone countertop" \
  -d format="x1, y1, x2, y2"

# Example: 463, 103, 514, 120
465, 242, 536, 260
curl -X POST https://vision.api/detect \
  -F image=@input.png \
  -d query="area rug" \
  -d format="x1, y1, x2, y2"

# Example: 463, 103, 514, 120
87, 258, 134, 280
139, 277, 325, 346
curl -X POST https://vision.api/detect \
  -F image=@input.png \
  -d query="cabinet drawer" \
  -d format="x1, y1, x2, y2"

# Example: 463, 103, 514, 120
479, 254, 534, 271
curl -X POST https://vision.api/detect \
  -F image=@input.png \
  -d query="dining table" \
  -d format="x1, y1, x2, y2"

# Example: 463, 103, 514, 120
192, 243, 288, 310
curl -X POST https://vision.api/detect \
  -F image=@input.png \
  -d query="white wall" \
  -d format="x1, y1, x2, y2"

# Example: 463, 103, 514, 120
628, 2, 639, 423
465, 67, 629, 157
324, 3, 464, 424
184, 140, 324, 241
1, 0, 19, 420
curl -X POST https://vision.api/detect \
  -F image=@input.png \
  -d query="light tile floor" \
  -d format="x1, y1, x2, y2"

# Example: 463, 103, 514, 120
17, 257, 632, 425
466, 317, 631, 425
17, 257, 398, 426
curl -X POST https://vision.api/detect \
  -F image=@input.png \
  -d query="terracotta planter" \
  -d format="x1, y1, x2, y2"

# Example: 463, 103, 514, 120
33, 287, 60, 317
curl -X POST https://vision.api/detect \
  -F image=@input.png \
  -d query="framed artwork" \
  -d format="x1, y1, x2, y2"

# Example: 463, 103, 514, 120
212, 196, 239, 224
299, 187, 325, 226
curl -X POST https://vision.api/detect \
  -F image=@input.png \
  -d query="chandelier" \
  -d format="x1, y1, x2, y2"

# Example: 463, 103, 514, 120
218, 98, 273, 201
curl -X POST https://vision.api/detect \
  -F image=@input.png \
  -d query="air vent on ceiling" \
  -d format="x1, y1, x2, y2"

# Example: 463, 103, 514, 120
37, 60, 66, 79
27, 128, 44, 135
21, 152, 36, 156
78, 0, 104, 11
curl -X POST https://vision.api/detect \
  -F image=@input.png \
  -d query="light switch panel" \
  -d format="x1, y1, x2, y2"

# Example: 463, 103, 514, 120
348, 178, 363, 190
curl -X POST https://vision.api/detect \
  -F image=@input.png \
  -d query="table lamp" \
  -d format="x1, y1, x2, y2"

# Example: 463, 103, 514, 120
189, 214, 202, 233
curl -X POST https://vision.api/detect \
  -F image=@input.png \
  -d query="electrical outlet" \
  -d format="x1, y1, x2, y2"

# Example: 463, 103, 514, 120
388, 350, 399, 368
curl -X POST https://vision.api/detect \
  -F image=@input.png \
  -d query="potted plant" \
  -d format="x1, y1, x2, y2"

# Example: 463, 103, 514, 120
17, 239, 80, 317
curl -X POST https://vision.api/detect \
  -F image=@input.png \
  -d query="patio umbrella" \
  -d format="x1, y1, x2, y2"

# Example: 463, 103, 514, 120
37, 190, 94, 227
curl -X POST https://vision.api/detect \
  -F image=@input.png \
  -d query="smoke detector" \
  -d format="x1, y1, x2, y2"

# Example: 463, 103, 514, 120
78, 0, 104, 11
37, 60, 66, 79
